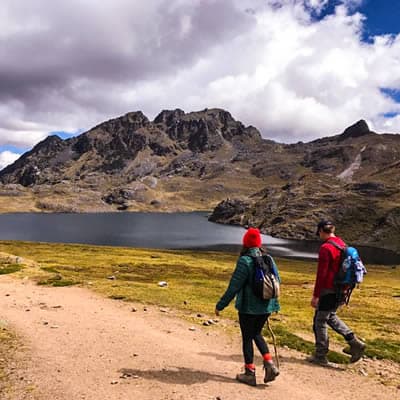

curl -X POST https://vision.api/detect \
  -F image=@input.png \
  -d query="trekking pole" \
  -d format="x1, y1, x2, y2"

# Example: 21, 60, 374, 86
266, 318, 280, 369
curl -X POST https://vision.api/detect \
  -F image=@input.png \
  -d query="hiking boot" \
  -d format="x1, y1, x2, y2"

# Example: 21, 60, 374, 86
342, 346, 351, 355
236, 368, 256, 386
347, 337, 366, 363
306, 354, 329, 366
263, 360, 279, 383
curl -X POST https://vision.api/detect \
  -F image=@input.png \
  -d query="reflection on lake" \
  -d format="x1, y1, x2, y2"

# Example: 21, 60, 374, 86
0, 212, 398, 265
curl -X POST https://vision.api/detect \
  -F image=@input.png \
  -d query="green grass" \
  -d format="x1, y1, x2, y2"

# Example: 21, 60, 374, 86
0, 240, 399, 364
0, 263, 23, 275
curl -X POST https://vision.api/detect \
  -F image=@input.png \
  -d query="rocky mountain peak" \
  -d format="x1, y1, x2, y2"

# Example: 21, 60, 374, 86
153, 109, 185, 125
340, 119, 371, 140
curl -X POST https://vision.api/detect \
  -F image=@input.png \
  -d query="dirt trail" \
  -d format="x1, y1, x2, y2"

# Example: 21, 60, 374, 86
0, 276, 398, 400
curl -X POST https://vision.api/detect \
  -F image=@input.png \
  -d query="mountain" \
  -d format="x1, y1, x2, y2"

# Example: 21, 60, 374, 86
1, 109, 399, 253
210, 119, 400, 253
0, 108, 274, 212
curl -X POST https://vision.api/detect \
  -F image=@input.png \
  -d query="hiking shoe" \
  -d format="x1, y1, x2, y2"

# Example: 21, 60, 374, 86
306, 354, 329, 366
348, 337, 366, 363
263, 360, 279, 383
236, 368, 256, 387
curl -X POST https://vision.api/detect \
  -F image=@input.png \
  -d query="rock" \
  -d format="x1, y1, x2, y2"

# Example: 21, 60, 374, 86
131, 307, 137, 312
158, 281, 168, 287
189, 327, 196, 331
107, 275, 116, 280
208, 198, 251, 225
340, 119, 370, 140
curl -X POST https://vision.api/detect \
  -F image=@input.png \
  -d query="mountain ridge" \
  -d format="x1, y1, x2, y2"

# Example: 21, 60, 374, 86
1, 109, 399, 253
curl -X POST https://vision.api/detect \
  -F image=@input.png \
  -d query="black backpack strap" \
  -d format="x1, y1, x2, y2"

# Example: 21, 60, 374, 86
326, 240, 346, 251
249, 255, 267, 270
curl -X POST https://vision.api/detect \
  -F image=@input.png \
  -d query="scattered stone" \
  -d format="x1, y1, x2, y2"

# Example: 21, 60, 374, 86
52, 305, 62, 309
131, 307, 137, 312
196, 313, 204, 318
143, 307, 148, 311
25, 309, 30, 312
183, 300, 188, 305
43, 321, 49, 325
5, 294, 10, 296
203, 321, 210, 326
158, 281, 168, 287
359, 368, 368, 377
50, 325, 60, 329
110, 380, 118, 385
189, 327, 196, 331
159, 308, 168, 313
107, 275, 116, 280
133, 353, 139, 357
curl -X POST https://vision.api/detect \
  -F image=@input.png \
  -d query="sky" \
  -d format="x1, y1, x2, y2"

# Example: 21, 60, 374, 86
1, 0, 400, 169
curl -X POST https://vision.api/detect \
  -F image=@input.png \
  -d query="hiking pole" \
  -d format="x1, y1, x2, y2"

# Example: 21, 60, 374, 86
266, 318, 280, 369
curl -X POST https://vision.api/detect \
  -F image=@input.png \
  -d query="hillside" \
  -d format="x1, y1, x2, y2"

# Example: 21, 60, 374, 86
0, 109, 399, 252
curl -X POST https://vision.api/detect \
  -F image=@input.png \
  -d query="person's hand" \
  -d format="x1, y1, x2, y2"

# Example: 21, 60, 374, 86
215, 308, 220, 316
311, 296, 319, 308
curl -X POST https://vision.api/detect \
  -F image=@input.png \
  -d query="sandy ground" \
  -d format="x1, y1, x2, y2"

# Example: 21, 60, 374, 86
0, 276, 399, 400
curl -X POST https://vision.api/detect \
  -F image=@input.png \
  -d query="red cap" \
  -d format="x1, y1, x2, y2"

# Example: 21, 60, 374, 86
242, 228, 262, 248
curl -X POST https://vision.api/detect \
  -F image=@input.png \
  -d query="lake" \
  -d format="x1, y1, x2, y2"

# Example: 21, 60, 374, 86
0, 212, 398, 265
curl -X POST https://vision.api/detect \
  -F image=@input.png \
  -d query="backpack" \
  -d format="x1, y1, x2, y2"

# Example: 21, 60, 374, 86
249, 254, 280, 300
327, 240, 367, 305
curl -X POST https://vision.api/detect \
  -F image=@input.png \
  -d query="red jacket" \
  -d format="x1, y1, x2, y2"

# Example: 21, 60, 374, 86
313, 236, 346, 298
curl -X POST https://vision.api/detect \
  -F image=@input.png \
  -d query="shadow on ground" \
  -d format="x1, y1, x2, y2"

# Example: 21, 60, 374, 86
118, 366, 264, 389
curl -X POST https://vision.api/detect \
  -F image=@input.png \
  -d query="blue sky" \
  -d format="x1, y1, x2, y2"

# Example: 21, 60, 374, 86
315, 0, 400, 40
0, 0, 399, 169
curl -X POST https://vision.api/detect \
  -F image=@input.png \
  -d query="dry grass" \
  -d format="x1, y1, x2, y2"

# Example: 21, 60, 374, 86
0, 240, 399, 364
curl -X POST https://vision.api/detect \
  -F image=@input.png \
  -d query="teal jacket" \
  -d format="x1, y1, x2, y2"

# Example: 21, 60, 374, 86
216, 248, 281, 315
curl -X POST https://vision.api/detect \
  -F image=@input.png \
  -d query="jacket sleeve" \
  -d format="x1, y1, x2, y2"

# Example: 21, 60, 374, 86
216, 257, 249, 311
313, 245, 331, 298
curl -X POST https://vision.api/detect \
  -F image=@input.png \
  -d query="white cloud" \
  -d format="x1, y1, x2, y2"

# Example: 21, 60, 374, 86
0, 151, 20, 170
0, 0, 399, 149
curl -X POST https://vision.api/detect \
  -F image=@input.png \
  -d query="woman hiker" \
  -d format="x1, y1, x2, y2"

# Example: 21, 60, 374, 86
215, 227, 280, 386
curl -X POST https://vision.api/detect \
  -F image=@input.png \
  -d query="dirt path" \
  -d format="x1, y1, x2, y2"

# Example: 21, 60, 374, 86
0, 276, 398, 400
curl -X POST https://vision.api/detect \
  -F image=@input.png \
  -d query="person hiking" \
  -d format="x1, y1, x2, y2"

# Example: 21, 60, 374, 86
215, 227, 280, 386
309, 220, 366, 365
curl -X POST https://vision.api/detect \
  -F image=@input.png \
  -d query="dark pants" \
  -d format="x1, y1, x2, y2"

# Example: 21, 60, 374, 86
313, 294, 353, 357
238, 313, 270, 365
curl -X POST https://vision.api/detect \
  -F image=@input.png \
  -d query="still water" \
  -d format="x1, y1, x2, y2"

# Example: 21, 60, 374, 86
0, 212, 398, 264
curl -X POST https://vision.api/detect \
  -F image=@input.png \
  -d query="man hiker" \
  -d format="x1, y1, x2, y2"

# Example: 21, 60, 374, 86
309, 220, 366, 365
215, 227, 280, 386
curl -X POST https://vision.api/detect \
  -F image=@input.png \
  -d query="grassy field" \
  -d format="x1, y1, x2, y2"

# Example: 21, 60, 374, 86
0, 240, 399, 365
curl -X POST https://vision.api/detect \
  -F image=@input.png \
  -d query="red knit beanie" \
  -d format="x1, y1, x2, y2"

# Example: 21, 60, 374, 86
242, 228, 262, 248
